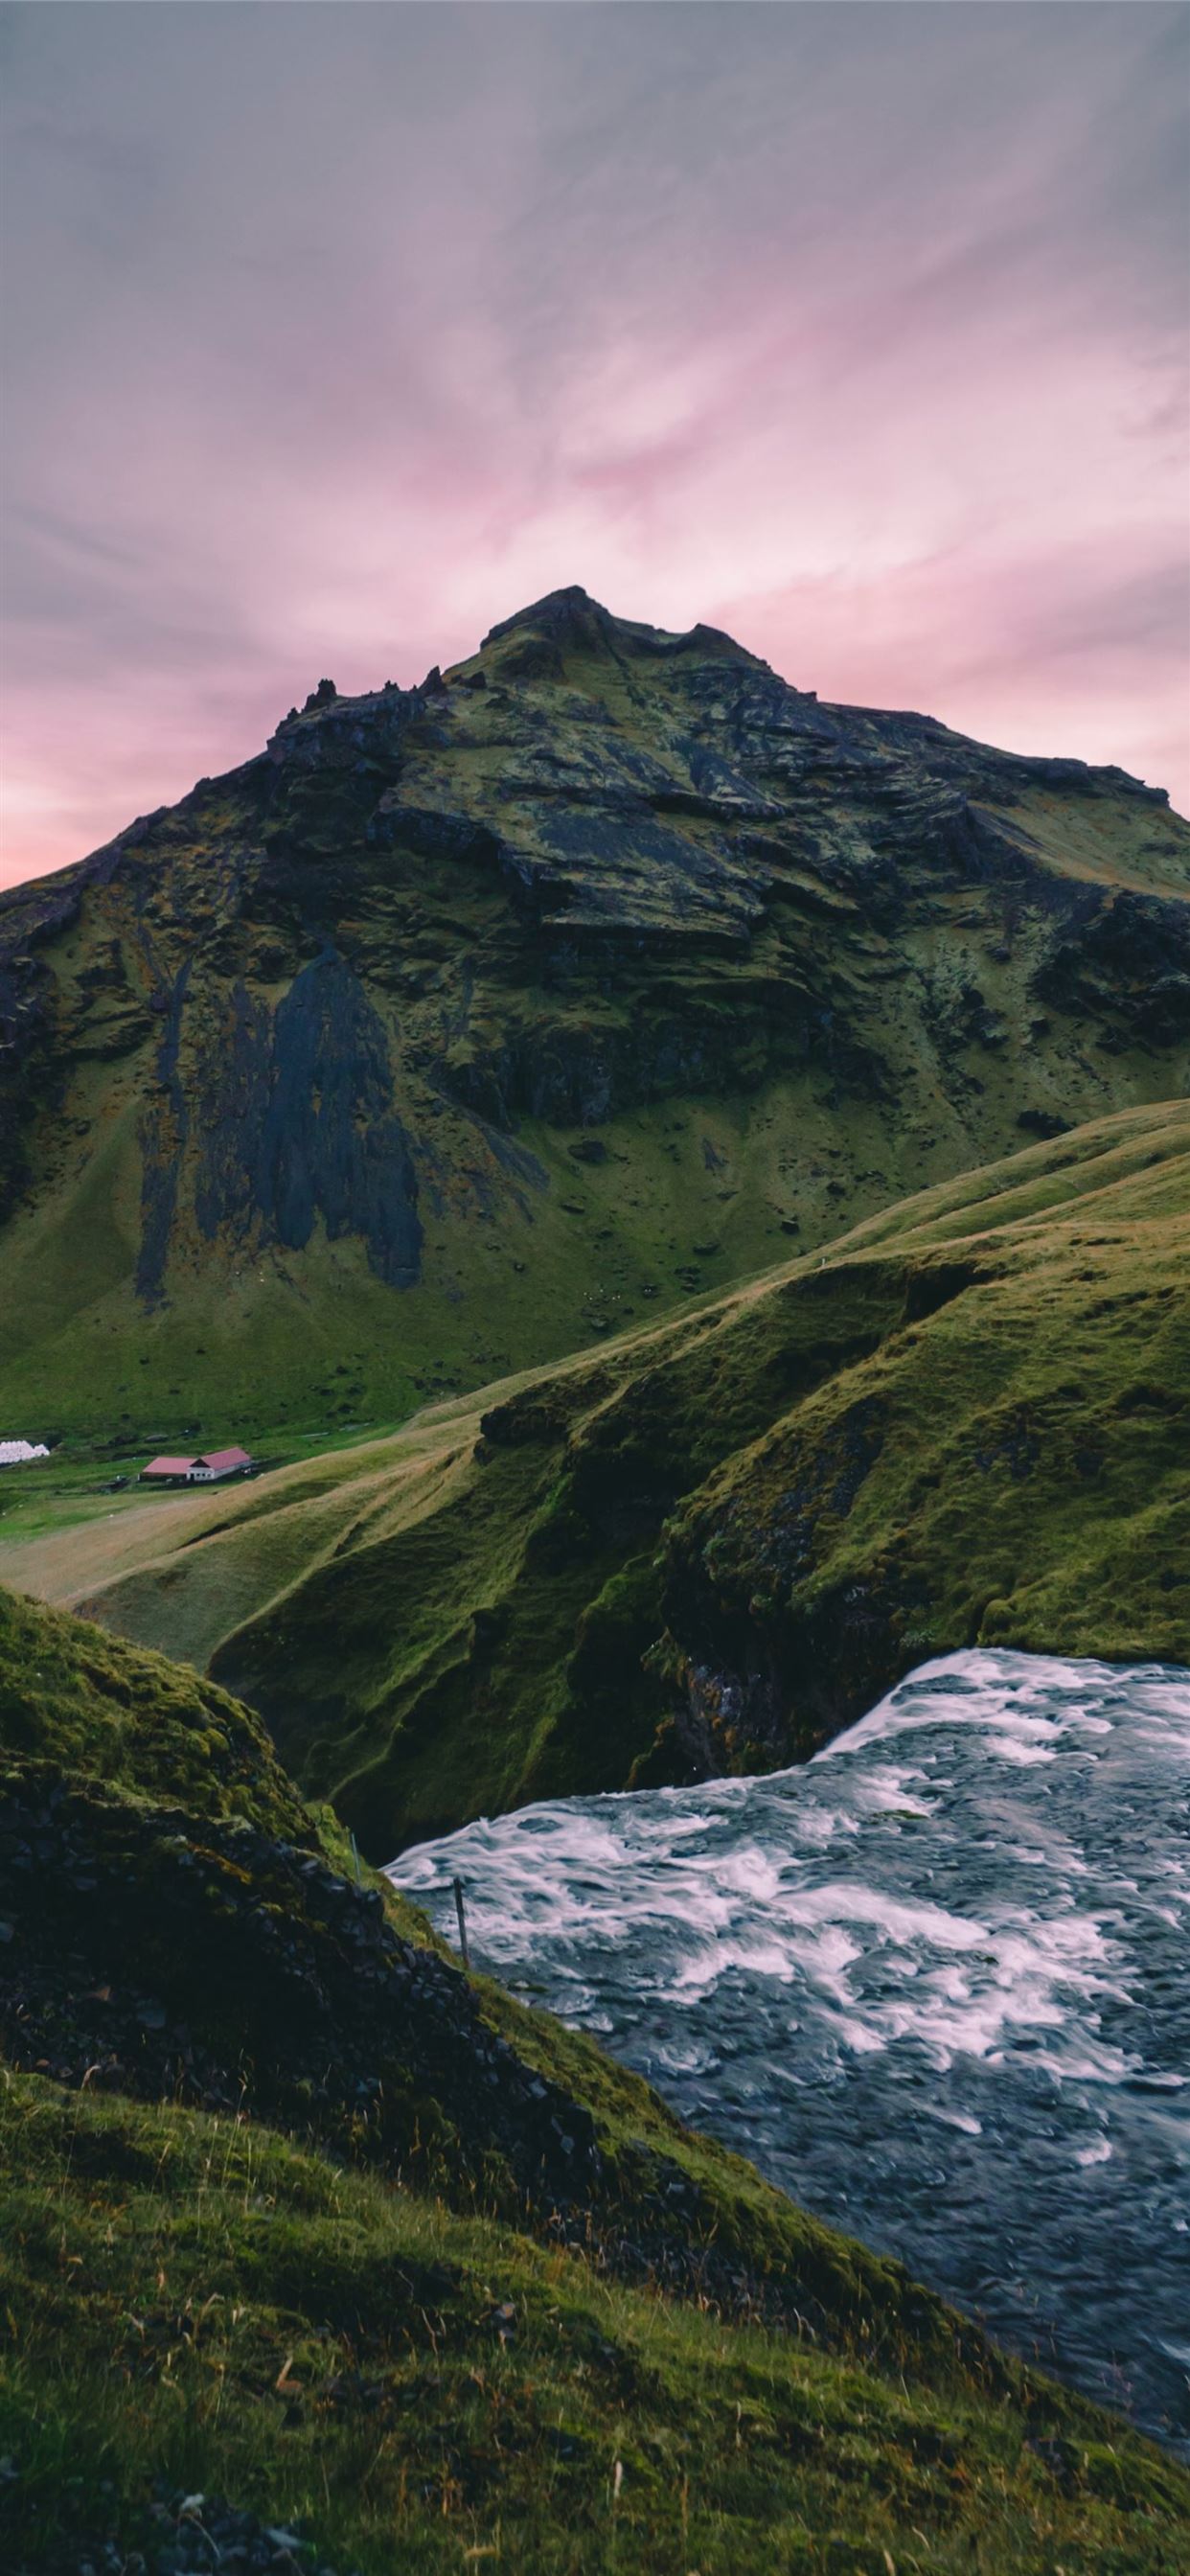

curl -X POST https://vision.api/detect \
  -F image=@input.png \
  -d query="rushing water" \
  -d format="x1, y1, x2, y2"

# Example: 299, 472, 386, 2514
387, 1650, 1190, 2449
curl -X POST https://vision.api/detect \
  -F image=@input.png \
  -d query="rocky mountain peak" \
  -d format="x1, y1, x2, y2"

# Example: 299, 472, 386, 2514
0, 582, 1187, 1439
476, 584, 766, 682
483, 582, 606, 645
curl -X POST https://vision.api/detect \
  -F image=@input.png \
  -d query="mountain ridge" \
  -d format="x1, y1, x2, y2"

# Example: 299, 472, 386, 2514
8, 1102, 1184, 1859
2, 586, 1188, 1441
4, 598, 1189, 2565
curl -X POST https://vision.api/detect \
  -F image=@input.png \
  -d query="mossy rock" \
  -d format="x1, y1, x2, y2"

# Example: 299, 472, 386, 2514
2, 588, 1187, 1444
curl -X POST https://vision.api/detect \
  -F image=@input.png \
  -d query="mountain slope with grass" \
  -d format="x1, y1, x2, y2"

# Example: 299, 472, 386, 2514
8, 1102, 1185, 1859
2, 586, 1188, 1443
2, 1582, 1187, 2574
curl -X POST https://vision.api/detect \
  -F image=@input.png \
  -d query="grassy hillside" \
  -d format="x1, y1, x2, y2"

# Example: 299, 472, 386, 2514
3, 587, 1188, 1443
2, 1584, 1187, 2573
8, 1102, 1185, 1858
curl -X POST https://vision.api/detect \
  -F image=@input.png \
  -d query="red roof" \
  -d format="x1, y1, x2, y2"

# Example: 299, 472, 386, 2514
195, 1447, 252, 1471
143, 1455, 195, 1476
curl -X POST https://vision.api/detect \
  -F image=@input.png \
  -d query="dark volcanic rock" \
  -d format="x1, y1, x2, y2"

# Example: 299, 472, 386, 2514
1, 586, 1186, 1426
194, 954, 423, 1287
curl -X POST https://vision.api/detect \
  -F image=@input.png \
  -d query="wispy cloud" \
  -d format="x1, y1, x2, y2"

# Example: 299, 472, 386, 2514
2, 1, 1186, 886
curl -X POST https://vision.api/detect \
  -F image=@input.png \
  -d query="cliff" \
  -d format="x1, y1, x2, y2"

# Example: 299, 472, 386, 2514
3, 586, 1187, 1438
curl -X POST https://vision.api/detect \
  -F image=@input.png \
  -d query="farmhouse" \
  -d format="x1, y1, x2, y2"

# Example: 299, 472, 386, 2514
189, 1447, 254, 1483
140, 1447, 254, 1486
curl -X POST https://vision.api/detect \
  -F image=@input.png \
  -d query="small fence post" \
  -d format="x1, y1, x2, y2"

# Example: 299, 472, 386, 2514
453, 1875, 470, 1969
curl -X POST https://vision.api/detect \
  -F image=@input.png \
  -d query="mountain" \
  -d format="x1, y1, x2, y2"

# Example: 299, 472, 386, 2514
2, 586, 1188, 1442
9, 1103, 1185, 1857
3, 1581, 1186, 2573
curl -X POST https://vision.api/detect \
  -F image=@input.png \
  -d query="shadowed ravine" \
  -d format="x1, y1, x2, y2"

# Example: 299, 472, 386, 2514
389, 1648, 1190, 2453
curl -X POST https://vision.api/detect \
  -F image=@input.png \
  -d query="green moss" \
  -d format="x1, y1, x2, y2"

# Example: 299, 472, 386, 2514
0, 1587, 312, 1841
1, 1537, 1187, 2569
13, 1104, 1183, 1852
663, 1115, 1189, 1760
3, 595, 1187, 1446
0, 1584, 1007, 2363
3, 2069, 1187, 2576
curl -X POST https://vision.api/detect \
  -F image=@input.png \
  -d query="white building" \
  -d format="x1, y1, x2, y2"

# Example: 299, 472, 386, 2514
140, 1446, 254, 1485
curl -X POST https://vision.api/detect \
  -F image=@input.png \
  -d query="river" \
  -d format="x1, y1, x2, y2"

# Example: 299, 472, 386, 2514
386, 1649, 1190, 2449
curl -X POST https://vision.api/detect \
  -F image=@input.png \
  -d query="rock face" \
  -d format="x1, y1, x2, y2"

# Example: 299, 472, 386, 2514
2, 585, 1188, 1434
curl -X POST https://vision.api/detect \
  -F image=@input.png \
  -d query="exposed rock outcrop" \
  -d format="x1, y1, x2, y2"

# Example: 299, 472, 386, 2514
2, 588, 1186, 1434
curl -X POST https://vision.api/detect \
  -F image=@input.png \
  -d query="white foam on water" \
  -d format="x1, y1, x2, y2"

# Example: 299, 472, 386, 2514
855, 1765, 934, 1816
389, 1647, 1190, 2448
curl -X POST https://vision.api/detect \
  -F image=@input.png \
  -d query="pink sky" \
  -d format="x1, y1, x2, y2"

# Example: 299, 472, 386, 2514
2, 3, 1187, 893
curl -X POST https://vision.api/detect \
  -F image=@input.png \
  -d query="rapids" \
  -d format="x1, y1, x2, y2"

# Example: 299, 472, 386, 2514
387, 1649, 1190, 2448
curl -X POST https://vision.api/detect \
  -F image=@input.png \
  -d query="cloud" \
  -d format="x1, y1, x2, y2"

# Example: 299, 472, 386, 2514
1, 1, 1186, 888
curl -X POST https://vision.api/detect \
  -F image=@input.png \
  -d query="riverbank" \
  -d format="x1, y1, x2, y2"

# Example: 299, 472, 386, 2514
390, 1648, 1190, 2451
4, 1589, 1187, 2570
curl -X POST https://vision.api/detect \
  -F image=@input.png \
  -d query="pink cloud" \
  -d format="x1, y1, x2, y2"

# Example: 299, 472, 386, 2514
2, 3, 1186, 889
